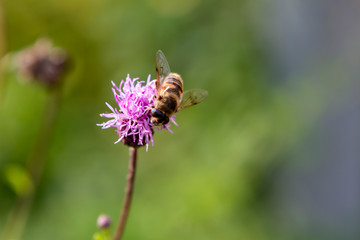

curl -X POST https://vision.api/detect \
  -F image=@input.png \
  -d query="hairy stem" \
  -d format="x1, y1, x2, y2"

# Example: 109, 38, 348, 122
113, 147, 138, 240
0, 87, 62, 240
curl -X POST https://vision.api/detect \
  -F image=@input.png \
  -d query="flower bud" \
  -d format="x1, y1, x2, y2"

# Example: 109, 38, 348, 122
16, 38, 67, 87
97, 214, 111, 229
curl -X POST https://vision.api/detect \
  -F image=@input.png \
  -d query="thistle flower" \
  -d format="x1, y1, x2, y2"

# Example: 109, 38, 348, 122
98, 74, 176, 150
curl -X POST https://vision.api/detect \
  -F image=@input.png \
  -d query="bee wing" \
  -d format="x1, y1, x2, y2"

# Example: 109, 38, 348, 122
177, 89, 208, 112
155, 50, 171, 91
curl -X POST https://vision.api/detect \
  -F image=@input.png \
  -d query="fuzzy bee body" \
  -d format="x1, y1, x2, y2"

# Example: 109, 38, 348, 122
150, 50, 207, 126
151, 73, 183, 125
156, 73, 183, 113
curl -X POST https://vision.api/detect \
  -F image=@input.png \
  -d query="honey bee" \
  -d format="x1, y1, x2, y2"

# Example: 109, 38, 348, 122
150, 50, 208, 126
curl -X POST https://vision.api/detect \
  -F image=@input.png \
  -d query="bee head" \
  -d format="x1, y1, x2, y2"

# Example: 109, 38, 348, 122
150, 108, 169, 126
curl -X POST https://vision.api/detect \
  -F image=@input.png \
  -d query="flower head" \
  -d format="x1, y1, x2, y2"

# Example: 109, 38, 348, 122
98, 74, 176, 150
16, 38, 68, 87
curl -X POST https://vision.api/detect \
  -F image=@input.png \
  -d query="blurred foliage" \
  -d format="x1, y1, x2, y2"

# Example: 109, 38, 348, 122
0, 0, 344, 240
3, 164, 33, 197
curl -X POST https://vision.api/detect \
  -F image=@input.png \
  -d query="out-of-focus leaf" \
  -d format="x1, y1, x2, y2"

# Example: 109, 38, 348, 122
3, 164, 33, 196
93, 232, 105, 240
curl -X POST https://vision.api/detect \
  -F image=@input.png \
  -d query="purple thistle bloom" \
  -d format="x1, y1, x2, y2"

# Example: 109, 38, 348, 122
98, 74, 176, 150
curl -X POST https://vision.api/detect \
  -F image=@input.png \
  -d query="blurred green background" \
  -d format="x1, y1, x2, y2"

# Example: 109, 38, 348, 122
0, 0, 359, 239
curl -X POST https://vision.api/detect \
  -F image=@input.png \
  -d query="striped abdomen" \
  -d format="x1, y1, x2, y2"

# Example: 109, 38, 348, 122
156, 73, 183, 117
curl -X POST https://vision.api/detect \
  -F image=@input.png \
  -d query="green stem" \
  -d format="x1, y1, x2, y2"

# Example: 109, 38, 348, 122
113, 147, 138, 240
0, 0, 6, 56
0, 87, 62, 240
0, 0, 7, 107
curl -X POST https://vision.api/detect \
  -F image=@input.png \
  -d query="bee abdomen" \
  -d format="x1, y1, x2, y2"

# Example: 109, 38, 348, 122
156, 73, 183, 117
163, 74, 183, 99
166, 77, 183, 91
164, 84, 182, 99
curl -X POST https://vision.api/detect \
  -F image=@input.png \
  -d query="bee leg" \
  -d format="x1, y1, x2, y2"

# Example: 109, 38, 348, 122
149, 94, 157, 103
137, 94, 157, 120
137, 106, 153, 120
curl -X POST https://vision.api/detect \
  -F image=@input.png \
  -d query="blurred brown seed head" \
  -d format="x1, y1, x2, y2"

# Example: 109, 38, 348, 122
16, 38, 67, 87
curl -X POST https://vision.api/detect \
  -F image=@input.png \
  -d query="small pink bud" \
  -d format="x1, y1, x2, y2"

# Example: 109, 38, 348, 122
97, 214, 111, 229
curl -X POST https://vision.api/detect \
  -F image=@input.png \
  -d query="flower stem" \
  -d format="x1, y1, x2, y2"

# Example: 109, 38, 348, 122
0, 87, 62, 240
113, 146, 138, 240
